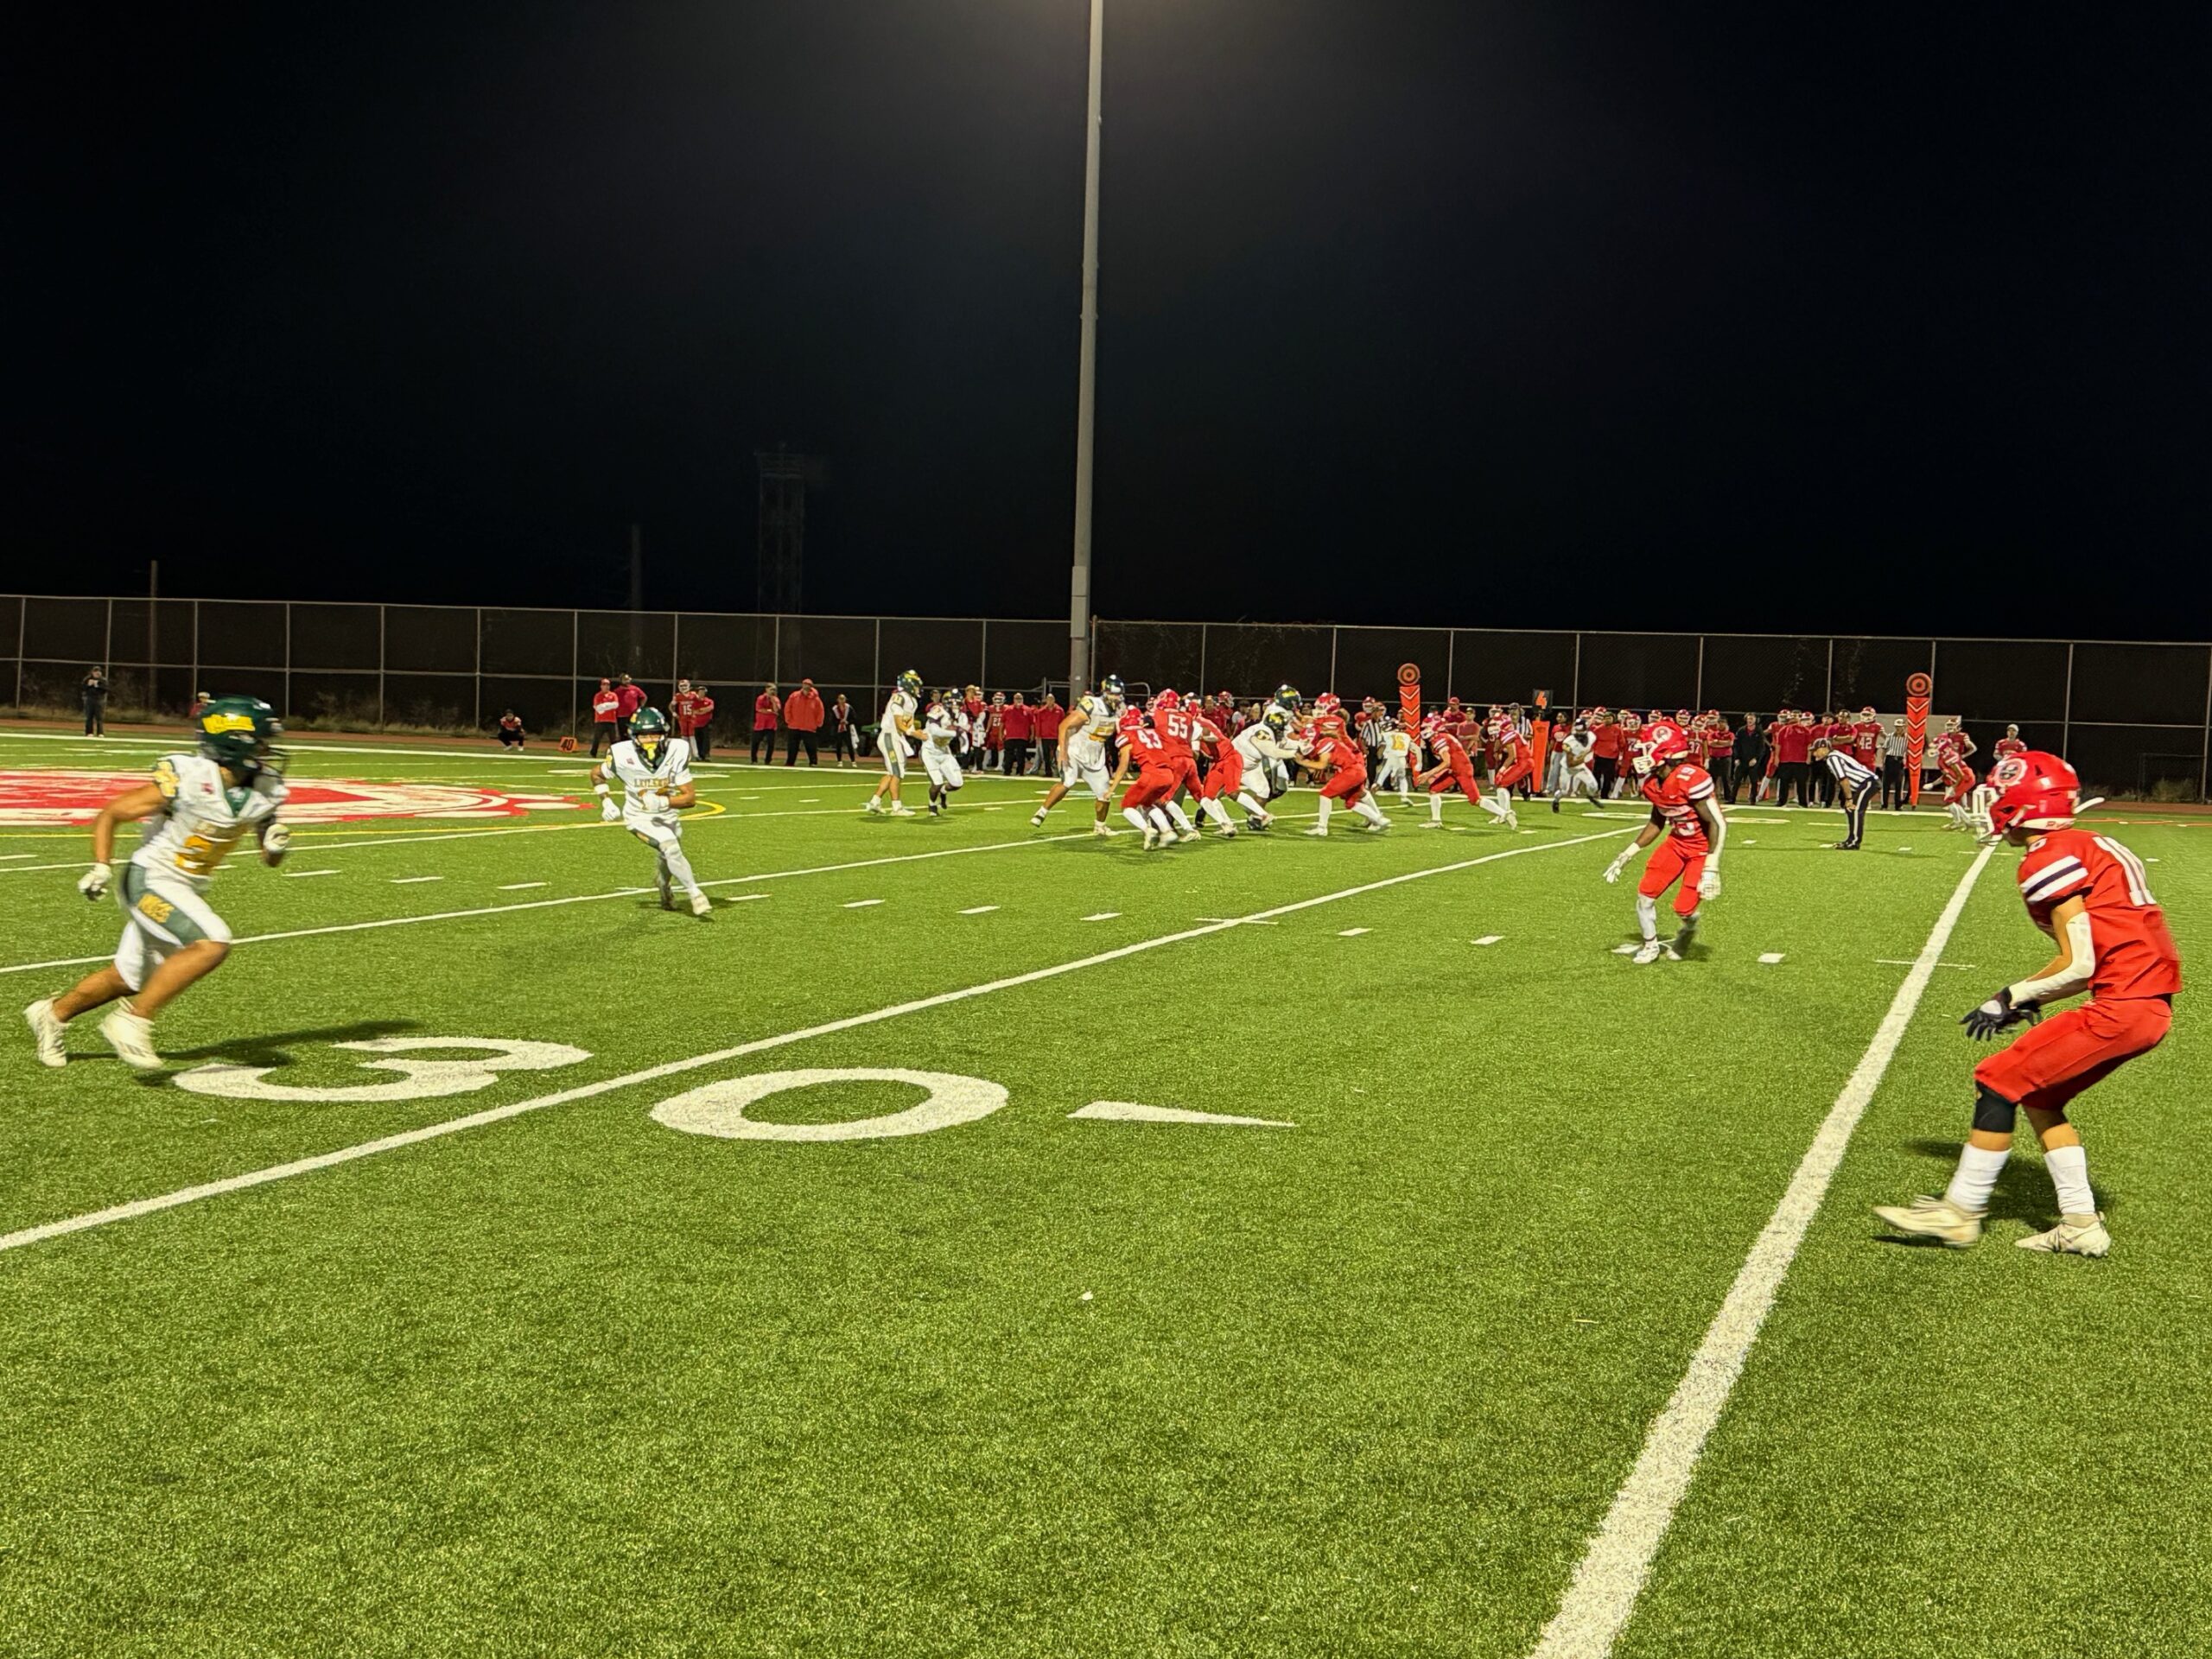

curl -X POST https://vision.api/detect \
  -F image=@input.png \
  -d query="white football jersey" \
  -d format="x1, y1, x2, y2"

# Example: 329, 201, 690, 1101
1234, 719, 1299, 767
923, 702, 959, 749
608, 736, 694, 821
1383, 728, 1414, 758
880, 690, 918, 756
1562, 731, 1595, 766
1066, 693, 1119, 759
131, 753, 287, 890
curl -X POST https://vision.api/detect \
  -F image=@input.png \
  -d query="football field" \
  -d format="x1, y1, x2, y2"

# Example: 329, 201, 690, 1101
2, 729, 2205, 1658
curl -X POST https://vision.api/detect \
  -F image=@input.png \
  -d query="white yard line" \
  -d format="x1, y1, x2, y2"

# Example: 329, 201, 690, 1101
1080, 912, 1121, 922
280, 869, 341, 880
1525, 841, 1996, 1659
1472, 935, 1504, 946
842, 899, 883, 909
391, 876, 443, 885
1758, 952, 1786, 964
0, 830, 1099, 978
958, 906, 999, 915
0, 829, 1631, 1257
1338, 927, 1370, 937
497, 881, 547, 891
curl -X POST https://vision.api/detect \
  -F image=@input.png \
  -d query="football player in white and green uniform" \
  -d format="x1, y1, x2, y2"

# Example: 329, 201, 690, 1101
23, 696, 289, 1070
866, 670, 923, 817
1030, 673, 1123, 836
592, 707, 712, 916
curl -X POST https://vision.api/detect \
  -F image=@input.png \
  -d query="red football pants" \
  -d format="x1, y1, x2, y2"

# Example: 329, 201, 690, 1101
1122, 762, 1179, 809
1974, 996, 2172, 1115
1195, 751, 1243, 801
1427, 764, 1477, 798
1320, 765, 1369, 806
1494, 760, 1534, 791
1637, 837, 1707, 918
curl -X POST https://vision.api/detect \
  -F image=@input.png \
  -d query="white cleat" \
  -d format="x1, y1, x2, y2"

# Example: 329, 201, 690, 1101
1504, 809, 1519, 830
2017, 1213, 2111, 1256
864, 798, 884, 816
1141, 826, 1160, 849
1091, 822, 1113, 837
689, 890, 713, 917
888, 804, 916, 817
1248, 814, 1273, 832
1304, 827, 1329, 838
23, 998, 67, 1068
1362, 817, 1390, 832
1177, 829, 1201, 843
1872, 1195, 1985, 1248
99, 1006, 162, 1071
1032, 812, 1049, 828
1631, 939, 1667, 965
1419, 819, 1445, 830
1218, 824, 1236, 839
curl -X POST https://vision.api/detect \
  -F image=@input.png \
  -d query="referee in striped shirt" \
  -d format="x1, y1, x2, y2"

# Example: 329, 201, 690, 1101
1812, 734, 1880, 849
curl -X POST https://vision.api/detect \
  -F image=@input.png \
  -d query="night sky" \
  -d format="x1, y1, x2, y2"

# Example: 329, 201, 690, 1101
9, 2, 2209, 637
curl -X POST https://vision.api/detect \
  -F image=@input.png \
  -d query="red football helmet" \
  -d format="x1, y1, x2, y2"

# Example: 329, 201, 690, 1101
1986, 750, 2079, 837
1634, 721, 1693, 774
1154, 688, 1179, 710
1313, 692, 1342, 718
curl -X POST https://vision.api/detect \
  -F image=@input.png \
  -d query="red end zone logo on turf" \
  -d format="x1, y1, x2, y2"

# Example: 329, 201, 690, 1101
0, 771, 585, 826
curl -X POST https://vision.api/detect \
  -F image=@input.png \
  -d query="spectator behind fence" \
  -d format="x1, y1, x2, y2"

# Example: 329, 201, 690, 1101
690, 684, 715, 758
590, 677, 620, 754
752, 683, 779, 764
1882, 717, 1910, 809
783, 678, 823, 765
1033, 691, 1064, 775
1008, 693, 1038, 774
614, 674, 645, 741
1770, 709, 1812, 806
984, 693, 1007, 770
1730, 713, 1764, 803
828, 694, 858, 765
81, 666, 109, 735
496, 708, 526, 749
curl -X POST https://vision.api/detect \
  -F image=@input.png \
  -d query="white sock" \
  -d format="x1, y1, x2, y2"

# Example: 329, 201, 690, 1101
1236, 791, 1269, 820
1494, 788, 1513, 817
1635, 894, 1658, 942
1123, 807, 1152, 835
1163, 801, 1194, 832
663, 845, 702, 896
1352, 797, 1385, 825
1315, 797, 1333, 834
1945, 1143, 2010, 1214
1148, 806, 1175, 834
1429, 793, 1444, 823
1200, 797, 1232, 829
2044, 1144, 2094, 1217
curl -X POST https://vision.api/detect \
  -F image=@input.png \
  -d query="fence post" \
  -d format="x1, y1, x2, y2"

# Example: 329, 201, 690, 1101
2199, 647, 2211, 803
570, 610, 580, 739
872, 617, 881, 712
1694, 635, 1705, 710
1444, 631, 1456, 703
1197, 622, 1207, 697
1328, 627, 1339, 695
1570, 632, 1582, 707
772, 613, 782, 685
1823, 637, 1834, 712
13, 595, 25, 709
671, 612, 681, 697
980, 618, 989, 689
283, 602, 293, 719
103, 599, 114, 707
474, 607, 484, 730
190, 601, 200, 718
2061, 641, 2075, 760
377, 605, 385, 728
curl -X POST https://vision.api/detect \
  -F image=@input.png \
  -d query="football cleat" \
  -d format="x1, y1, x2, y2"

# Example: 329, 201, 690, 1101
1092, 822, 1113, 837
1503, 808, 1519, 830
1872, 1195, 1985, 1248
865, 798, 884, 815
1140, 826, 1160, 849
1418, 820, 1444, 829
1673, 914, 1699, 952
1304, 826, 1328, 838
1218, 824, 1237, 839
23, 998, 67, 1068
2016, 1213, 2111, 1256
1177, 828, 1200, 843
99, 1006, 162, 1071
1631, 939, 1667, 965
889, 804, 916, 817
1363, 816, 1389, 832
1247, 812, 1273, 831
689, 890, 713, 918
658, 877, 675, 910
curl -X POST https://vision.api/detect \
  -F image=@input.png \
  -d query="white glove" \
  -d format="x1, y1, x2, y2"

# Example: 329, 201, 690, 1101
1699, 868, 1721, 900
1603, 854, 1629, 886
79, 861, 112, 900
260, 822, 291, 863
601, 798, 621, 823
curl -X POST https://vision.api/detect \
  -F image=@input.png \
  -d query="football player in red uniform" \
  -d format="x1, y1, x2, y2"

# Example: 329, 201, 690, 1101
1186, 704, 1242, 837
1993, 724, 2027, 768
1602, 721, 1725, 964
1934, 717, 1980, 831
1877, 753, 2180, 1255
1852, 706, 1883, 769
1109, 704, 1181, 849
1299, 695, 1389, 836
1482, 721, 1535, 828
1414, 715, 1481, 828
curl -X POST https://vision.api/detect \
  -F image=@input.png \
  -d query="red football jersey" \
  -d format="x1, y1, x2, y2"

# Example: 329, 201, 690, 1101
2016, 829, 2182, 1001
1993, 736, 2027, 765
1640, 761, 1717, 851
1853, 719, 1883, 757
1190, 713, 1227, 754
1430, 730, 1471, 772
1151, 703, 1194, 755
1497, 729, 1532, 766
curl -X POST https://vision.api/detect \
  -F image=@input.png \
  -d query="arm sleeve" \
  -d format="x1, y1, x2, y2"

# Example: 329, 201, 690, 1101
2011, 910, 2096, 1006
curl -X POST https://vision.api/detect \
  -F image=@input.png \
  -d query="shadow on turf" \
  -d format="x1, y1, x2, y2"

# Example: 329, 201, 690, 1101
1866, 1137, 2125, 1243
157, 1018, 423, 1070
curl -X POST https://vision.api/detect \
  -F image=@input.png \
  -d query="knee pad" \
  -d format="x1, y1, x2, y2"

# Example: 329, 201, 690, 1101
1971, 1084, 2018, 1135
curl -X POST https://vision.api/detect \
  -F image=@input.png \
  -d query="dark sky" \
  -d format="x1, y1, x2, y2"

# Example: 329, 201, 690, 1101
9, 1, 2209, 636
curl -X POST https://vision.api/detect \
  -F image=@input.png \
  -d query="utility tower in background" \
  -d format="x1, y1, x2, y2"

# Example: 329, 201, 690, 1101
754, 446, 827, 613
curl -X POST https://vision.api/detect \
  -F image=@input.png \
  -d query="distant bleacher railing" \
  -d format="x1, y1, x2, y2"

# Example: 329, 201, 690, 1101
4, 596, 2206, 798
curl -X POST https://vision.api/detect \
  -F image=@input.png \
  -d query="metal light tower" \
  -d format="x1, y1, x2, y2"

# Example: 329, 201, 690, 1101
1067, 0, 1103, 697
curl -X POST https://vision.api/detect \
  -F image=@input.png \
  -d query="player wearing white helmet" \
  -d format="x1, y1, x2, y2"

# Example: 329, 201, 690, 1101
866, 671, 924, 817
919, 689, 967, 815
592, 707, 712, 916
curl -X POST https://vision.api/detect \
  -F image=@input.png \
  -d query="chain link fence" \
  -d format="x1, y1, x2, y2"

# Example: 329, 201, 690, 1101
6, 596, 2206, 798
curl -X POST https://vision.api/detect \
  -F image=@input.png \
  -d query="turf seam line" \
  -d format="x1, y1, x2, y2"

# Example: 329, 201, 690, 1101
0, 831, 1100, 977
0, 828, 1630, 1258
1525, 840, 1998, 1659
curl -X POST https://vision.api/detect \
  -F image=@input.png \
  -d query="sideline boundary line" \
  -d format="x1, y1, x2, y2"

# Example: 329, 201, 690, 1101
0, 830, 1629, 1256
1525, 841, 1997, 1659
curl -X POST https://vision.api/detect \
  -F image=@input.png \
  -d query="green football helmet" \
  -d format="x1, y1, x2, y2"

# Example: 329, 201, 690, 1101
194, 696, 284, 775
1100, 673, 1126, 709
631, 706, 670, 762
1275, 684, 1303, 710
898, 670, 923, 698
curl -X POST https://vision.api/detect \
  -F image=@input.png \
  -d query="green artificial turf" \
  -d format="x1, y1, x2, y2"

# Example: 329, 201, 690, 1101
0, 731, 2202, 1656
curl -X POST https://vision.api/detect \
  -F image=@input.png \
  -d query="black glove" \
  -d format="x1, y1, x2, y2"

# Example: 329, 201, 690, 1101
1962, 987, 2041, 1041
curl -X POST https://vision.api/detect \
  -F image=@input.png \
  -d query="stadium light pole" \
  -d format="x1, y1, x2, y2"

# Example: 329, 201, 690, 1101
1067, 0, 1103, 698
